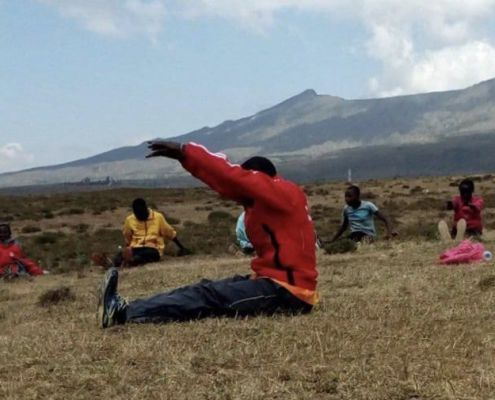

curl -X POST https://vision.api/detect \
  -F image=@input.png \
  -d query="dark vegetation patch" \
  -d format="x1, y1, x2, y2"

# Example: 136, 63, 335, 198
362, 191, 377, 199
323, 239, 357, 254
478, 276, 495, 291
21, 225, 41, 234
38, 286, 75, 307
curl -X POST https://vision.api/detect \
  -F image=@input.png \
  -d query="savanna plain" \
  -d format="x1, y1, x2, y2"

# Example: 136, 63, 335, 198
1, 175, 495, 400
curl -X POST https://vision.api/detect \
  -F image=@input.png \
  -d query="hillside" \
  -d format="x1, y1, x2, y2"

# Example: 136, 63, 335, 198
2, 78, 495, 187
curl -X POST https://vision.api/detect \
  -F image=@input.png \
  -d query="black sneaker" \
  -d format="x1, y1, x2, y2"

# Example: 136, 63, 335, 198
98, 268, 127, 328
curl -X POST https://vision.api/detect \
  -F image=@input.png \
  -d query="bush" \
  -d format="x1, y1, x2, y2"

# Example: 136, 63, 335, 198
72, 223, 90, 233
207, 210, 236, 224
60, 208, 85, 215
362, 191, 377, 199
43, 211, 54, 219
38, 286, 75, 307
21, 225, 41, 234
34, 232, 61, 245
165, 216, 181, 225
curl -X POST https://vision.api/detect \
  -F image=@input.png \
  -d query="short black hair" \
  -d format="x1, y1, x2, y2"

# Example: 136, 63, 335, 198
346, 185, 360, 197
459, 178, 474, 193
0, 222, 11, 235
132, 198, 149, 221
241, 156, 277, 178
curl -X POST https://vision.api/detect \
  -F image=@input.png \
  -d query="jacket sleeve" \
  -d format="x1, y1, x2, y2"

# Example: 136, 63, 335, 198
159, 213, 177, 240
180, 142, 292, 211
123, 217, 133, 245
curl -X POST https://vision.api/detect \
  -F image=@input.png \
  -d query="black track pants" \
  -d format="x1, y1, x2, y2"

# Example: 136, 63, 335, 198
125, 274, 312, 324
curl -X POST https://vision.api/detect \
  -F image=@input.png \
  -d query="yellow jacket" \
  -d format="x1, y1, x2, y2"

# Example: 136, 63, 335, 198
123, 209, 176, 256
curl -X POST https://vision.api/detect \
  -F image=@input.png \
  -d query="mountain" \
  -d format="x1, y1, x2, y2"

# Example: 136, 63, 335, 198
2, 79, 495, 188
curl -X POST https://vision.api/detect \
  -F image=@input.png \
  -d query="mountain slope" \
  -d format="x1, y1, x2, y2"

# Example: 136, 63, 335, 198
2, 78, 495, 187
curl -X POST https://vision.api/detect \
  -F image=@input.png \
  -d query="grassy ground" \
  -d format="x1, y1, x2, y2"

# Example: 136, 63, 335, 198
1, 176, 495, 399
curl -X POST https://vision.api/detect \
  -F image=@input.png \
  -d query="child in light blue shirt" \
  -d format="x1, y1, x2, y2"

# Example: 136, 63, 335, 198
236, 212, 254, 254
330, 185, 397, 243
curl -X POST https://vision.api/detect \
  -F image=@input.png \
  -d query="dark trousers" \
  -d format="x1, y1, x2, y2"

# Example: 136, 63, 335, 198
125, 275, 312, 324
113, 247, 160, 268
451, 227, 482, 238
349, 231, 373, 242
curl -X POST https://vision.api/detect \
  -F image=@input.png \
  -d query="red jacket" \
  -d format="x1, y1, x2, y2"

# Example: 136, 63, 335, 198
0, 240, 44, 277
181, 142, 318, 290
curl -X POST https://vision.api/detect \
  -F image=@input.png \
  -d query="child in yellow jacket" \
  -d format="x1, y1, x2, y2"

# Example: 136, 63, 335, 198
93, 198, 190, 268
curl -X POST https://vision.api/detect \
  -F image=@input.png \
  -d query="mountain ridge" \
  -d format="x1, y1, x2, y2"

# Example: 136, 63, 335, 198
2, 78, 495, 187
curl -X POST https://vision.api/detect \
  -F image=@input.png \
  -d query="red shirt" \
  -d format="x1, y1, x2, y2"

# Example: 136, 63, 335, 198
453, 195, 484, 232
0, 240, 44, 276
181, 142, 318, 291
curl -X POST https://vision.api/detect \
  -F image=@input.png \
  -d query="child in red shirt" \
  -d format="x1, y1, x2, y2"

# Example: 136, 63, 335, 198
446, 179, 484, 238
0, 222, 45, 278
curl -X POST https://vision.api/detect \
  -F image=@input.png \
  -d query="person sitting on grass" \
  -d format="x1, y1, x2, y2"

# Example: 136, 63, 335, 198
330, 185, 397, 243
0, 222, 46, 278
235, 211, 254, 255
92, 198, 190, 269
98, 141, 319, 328
438, 178, 484, 242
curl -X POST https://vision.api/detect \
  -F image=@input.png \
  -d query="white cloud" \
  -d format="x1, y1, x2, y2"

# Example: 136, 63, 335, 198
176, 0, 495, 96
38, 0, 166, 41
39, 0, 495, 95
0, 143, 35, 173
373, 41, 495, 97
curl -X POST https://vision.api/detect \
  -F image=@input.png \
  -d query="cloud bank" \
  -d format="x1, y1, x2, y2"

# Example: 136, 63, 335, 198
39, 0, 495, 96
39, 0, 166, 41
0, 143, 35, 173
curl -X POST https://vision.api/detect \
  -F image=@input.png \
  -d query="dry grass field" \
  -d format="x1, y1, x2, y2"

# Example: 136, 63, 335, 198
1, 175, 495, 399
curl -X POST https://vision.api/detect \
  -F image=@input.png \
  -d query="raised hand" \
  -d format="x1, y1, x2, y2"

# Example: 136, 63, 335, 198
146, 141, 184, 161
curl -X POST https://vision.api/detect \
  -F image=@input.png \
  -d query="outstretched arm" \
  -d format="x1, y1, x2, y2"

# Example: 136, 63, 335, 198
173, 237, 192, 256
375, 210, 398, 238
147, 141, 292, 211
330, 215, 349, 243
468, 197, 484, 212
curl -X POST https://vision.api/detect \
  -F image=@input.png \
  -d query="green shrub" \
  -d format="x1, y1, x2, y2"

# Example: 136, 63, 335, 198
207, 210, 236, 224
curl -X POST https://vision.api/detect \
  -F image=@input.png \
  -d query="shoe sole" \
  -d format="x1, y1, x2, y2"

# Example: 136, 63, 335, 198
455, 219, 467, 243
97, 267, 118, 328
438, 220, 452, 244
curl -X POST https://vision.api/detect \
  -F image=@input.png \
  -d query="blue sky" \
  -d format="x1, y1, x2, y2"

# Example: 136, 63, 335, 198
2, 0, 495, 173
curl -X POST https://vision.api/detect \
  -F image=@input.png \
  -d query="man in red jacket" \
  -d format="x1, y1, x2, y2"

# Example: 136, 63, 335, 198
0, 222, 45, 278
98, 141, 319, 328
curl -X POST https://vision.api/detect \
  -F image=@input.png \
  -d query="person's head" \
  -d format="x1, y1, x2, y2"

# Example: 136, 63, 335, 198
241, 156, 277, 178
0, 222, 11, 242
459, 179, 474, 200
345, 185, 361, 207
132, 198, 150, 221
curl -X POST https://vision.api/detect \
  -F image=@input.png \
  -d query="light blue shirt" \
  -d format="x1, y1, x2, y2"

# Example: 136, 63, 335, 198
343, 201, 379, 237
235, 212, 253, 250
